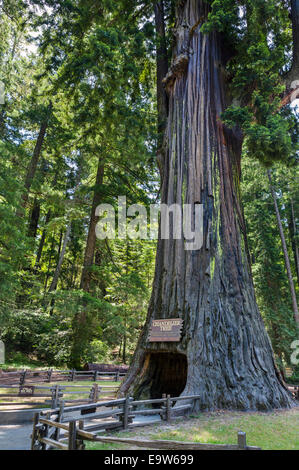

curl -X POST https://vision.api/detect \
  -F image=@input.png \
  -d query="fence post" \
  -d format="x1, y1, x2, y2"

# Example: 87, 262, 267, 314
89, 383, 99, 403
166, 395, 171, 423
20, 369, 27, 386
47, 369, 52, 383
94, 370, 98, 382
31, 412, 40, 450
78, 420, 86, 450
116, 371, 120, 382
122, 396, 131, 429
68, 421, 77, 450
51, 384, 60, 409
54, 401, 65, 442
237, 431, 247, 450
94, 383, 99, 402
79, 419, 84, 431
161, 394, 166, 421
39, 411, 51, 450
68, 369, 75, 382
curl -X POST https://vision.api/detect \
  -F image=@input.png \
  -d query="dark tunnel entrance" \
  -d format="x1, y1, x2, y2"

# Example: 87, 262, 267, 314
146, 352, 188, 399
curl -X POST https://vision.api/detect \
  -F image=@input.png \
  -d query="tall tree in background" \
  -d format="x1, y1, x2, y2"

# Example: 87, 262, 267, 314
242, 157, 298, 380
120, 0, 297, 410
267, 170, 299, 327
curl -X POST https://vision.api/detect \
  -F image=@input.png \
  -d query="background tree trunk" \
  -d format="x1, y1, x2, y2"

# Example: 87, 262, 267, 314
120, 0, 293, 411
19, 105, 51, 213
70, 158, 104, 368
35, 209, 51, 268
288, 197, 299, 285
267, 170, 299, 328
27, 198, 40, 238
48, 222, 72, 293
80, 158, 105, 292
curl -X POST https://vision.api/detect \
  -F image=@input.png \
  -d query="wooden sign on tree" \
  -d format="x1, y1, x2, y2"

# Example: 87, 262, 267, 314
148, 319, 183, 342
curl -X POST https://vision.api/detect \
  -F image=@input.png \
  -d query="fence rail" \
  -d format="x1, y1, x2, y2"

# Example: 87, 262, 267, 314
287, 384, 299, 400
31, 394, 203, 450
31, 396, 260, 451
0, 368, 126, 386
0, 383, 118, 408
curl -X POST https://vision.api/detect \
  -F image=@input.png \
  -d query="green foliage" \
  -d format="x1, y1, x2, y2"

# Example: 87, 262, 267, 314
0, 0, 297, 374
242, 155, 298, 369
203, 0, 296, 165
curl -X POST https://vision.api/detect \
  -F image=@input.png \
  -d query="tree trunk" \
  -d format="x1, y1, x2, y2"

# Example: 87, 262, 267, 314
35, 209, 52, 268
70, 158, 104, 369
120, 0, 293, 410
27, 198, 40, 238
48, 222, 72, 293
288, 197, 299, 285
154, 1, 168, 147
48, 162, 82, 294
122, 331, 127, 365
19, 105, 51, 212
267, 170, 299, 328
288, 0, 299, 85
80, 159, 105, 292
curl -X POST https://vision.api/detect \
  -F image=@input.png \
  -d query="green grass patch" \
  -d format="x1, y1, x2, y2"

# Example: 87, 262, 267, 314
86, 408, 299, 451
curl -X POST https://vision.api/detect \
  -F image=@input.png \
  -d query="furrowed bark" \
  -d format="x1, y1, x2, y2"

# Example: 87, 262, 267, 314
120, 0, 294, 411
155, 1, 169, 181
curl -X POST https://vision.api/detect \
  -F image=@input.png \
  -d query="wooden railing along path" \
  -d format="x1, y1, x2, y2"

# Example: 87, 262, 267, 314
31, 394, 201, 449
0, 368, 126, 386
0, 383, 117, 409
31, 394, 260, 450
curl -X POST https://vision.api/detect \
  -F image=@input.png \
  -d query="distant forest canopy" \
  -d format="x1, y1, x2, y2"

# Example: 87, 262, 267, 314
0, 0, 298, 379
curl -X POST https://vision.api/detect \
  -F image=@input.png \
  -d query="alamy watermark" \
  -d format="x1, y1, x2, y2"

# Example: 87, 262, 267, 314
290, 80, 299, 104
290, 340, 299, 366
95, 197, 204, 251
0, 340, 5, 364
0, 81, 4, 105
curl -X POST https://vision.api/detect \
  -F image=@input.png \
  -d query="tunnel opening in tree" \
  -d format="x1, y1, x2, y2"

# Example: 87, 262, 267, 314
137, 352, 187, 400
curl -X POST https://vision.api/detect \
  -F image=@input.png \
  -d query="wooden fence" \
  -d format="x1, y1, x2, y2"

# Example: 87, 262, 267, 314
0, 383, 118, 409
31, 394, 260, 450
287, 384, 299, 400
31, 394, 203, 449
0, 368, 126, 386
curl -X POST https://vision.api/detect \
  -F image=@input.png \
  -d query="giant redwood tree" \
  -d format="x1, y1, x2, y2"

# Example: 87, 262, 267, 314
120, 0, 298, 410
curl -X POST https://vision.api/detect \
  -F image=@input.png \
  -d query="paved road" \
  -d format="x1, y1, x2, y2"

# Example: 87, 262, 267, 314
0, 423, 32, 450
0, 415, 161, 450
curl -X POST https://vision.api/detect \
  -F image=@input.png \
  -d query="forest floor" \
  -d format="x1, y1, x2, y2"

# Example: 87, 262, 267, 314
87, 407, 299, 451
